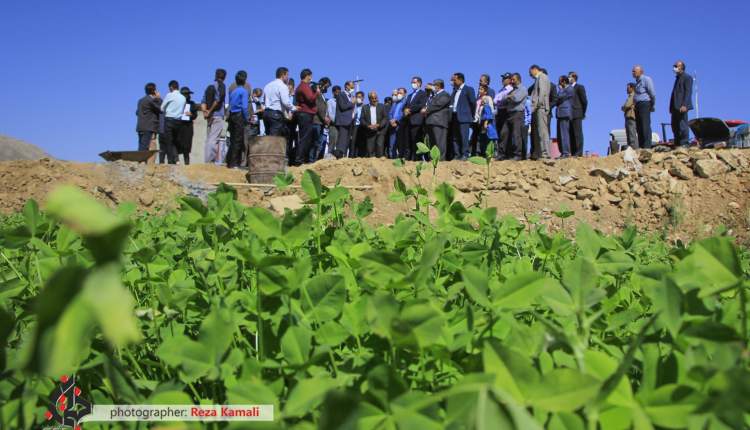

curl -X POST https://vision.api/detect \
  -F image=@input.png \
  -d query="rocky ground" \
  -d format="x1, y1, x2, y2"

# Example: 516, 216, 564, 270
1, 148, 749, 243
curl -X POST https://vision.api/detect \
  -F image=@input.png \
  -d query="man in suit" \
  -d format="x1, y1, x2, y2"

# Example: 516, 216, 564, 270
360, 91, 389, 157
421, 79, 452, 160
568, 71, 588, 156
450, 72, 477, 160
334, 80, 355, 158
136, 82, 162, 153
402, 77, 427, 160
670, 60, 694, 147
529, 65, 551, 159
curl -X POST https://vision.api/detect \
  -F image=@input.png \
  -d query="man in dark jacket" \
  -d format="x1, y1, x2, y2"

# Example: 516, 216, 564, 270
421, 79, 452, 160
568, 72, 588, 156
449, 72, 477, 160
310, 77, 330, 162
402, 76, 428, 160
334, 81, 355, 158
670, 60, 694, 147
136, 82, 162, 152
360, 91, 389, 157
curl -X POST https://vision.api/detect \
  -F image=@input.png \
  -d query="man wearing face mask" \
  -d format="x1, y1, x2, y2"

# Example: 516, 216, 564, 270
450, 72, 477, 161
351, 91, 366, 157
334, 81, 355, 158
249, 88, 264, 137
402, 77, 428, 160
670, 61, 693, 147
421, 79, 452, 160
388, 88, 407, 159
263, 67, 295, 137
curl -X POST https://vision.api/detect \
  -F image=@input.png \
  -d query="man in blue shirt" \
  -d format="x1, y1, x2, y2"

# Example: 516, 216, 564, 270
160, 80, 186, 164
388, 87, 407, 158
632, 65, 656, 149
226, 70, 249, 169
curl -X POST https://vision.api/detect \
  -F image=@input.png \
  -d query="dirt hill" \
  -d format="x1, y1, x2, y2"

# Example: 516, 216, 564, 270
0, 148, 748, 243
0, 135, 50, 161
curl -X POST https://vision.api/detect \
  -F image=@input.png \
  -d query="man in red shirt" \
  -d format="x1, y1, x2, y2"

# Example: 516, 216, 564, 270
293, 69, 319, 165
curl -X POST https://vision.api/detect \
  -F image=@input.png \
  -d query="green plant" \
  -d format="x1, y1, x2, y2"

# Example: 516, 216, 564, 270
0, 174, 749, 429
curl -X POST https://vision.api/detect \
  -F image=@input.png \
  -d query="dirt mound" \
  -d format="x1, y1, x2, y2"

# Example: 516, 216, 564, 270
1, 149, 749, 242
0, 135, 50, 161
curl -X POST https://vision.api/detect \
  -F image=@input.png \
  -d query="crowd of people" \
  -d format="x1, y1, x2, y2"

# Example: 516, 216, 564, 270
134, 61, 693, 166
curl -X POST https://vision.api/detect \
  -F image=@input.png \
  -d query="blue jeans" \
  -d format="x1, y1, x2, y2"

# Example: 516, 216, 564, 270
558, 118, 571, 156
388, 128, 398, 158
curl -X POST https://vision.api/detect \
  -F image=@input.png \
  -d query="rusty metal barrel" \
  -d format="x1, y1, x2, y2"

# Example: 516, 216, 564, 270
245, 135, 287, 183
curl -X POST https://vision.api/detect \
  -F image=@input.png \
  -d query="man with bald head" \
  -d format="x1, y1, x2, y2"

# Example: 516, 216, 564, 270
360, 91, 389, 157
670, 60, 694, 147
632, 65, 656, 149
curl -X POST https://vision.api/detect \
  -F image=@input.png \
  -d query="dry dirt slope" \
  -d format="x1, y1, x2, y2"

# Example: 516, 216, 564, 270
0, 135, 50, 161
0, 148, 749, 242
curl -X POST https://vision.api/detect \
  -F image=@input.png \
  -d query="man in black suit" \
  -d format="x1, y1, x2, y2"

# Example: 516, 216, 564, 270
136, 82, 162, 151
421, 79, 452, 160
450, 72, 477, 160
568, 72, 588, 156
360, 91, 389, 157
670, 60, 694, 147
402, 76, 427, 160
333, 80, 355, 158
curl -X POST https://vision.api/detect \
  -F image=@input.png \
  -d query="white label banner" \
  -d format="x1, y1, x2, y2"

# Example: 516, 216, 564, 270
80, 405, 274, 422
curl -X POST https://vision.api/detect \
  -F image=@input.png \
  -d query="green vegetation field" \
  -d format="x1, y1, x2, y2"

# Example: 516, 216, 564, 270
1, 165, 749, 429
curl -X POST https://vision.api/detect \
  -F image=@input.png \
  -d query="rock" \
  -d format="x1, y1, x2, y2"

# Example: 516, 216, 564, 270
643, 181, 668, 196
581, 199, 593, 210
552, 185, 562, 192
529, 190, 543, 201
138, 192, 154, 207
668, 161, 692, 180
716, 151, 740, 170
638, 150, 653, 163
604, 193, 622, 204
694, 159, 730, 178
352, 166, 364, 176
559, 175, 576, 186
543, 160, 556, 166
368, 167, 381, 180
576, 189, 595, 200
269, 195, 304, 214
589, 168, 618, 181
729, 202, 740, 209
591, 197, 606, 211
519, 180, 531, 192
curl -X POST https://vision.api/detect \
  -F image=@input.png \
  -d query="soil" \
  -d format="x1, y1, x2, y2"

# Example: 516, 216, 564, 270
1, 148, 749, 243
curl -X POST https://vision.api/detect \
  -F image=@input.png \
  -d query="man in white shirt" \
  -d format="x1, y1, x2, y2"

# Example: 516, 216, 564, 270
160, 80, 186, 164
262, 67, 295, 136
360, 91, 388, 157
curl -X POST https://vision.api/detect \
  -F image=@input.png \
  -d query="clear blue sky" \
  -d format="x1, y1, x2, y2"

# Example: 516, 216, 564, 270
1, 0, 748, 161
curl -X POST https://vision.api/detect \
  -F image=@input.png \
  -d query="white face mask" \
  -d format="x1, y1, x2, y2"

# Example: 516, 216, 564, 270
396, 94, 404, 101
673, 67, 680, 74
356, 98, 363, 104
411, 83, 419, 90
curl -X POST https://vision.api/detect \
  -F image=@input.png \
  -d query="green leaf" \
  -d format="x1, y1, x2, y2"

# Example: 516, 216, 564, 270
462, 266, 491, 308
681, 321, 741, 342
46, 185, 131, 263
416, 142, 430, 154
273, 172, 295, 189
302, 274, 346, 321
672, 237, 742, 296
281, 326, 312, 366
284, 376, 339, 418
527, 368, 599, 412
492, 272, 555, 310
483, 340, 539, 403
468, 156, 487, 166
23, 199, 41, 237
301, 169, 323, 200
245, 207, 281, 241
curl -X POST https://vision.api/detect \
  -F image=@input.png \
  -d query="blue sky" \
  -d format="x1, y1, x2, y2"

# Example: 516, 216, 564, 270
1, 0, 748, 161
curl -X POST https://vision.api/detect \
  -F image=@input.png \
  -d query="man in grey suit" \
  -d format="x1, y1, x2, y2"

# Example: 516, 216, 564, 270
360, 91, 389, 157
421, 79, 452, 160
529, 65, 551, 159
